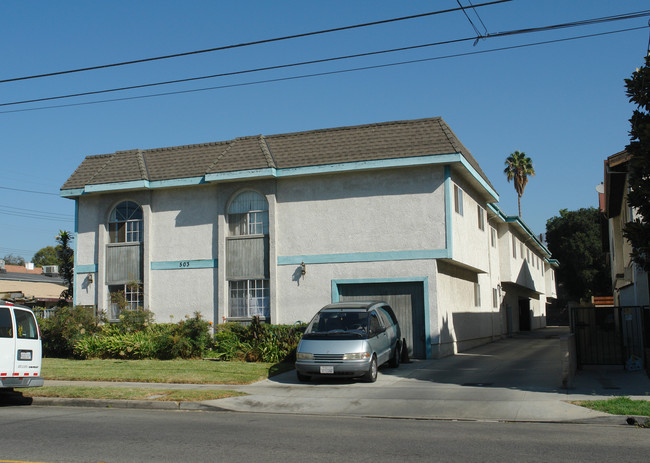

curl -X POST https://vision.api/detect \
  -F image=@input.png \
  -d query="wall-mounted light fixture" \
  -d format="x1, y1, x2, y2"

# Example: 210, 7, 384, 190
300, 262, 306, 276
87, 273, 94, 284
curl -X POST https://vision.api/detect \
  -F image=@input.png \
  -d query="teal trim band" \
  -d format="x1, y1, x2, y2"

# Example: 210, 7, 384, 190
275, 154, 461, 178
150, 177, 206, 188
151, 259, 218, 270
331, 277, 432, 359
76, 264, 98, 273
205, 168, 276, 182
60, 188, 85, 198
458, 155, 499, 202
85, 180, 151, 192
278, 249, 448, 266
444, 165, 453, 260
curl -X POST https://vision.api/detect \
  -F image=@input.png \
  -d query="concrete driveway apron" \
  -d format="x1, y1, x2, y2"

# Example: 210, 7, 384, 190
209, 326, 650, 422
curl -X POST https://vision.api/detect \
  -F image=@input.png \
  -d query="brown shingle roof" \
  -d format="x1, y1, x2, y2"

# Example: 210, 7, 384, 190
62, 117, 493, 191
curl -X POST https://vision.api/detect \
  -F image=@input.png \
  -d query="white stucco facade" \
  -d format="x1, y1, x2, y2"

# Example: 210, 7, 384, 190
64, 117, 557, 358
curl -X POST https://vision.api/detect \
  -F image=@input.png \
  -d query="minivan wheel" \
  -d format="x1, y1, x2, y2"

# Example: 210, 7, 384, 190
297, 372, 310, 382
363, 355, 378, 382
390, 344, 400, 368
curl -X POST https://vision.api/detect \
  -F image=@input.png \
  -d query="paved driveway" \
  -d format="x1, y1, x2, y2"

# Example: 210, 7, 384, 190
210, 326, 650, 421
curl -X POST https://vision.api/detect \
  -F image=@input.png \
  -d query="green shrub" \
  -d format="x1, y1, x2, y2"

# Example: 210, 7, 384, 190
115, 309, 155, 333
72, 312, 213, 360
39, 306, 104, 358
74, 330, 157, 359
211, 317, 304, 363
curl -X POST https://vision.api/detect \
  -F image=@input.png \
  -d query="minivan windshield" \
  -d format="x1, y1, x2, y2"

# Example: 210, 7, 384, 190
303, 311, 368, 340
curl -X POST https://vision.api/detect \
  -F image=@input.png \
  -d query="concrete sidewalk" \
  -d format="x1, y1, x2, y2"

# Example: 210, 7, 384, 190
13, 327, 650, 423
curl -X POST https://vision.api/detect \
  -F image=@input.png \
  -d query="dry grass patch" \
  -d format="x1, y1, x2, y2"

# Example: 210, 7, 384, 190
23, 386, 246, 402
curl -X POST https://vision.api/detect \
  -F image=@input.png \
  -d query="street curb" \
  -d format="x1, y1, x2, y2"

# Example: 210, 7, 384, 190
4, 395, 644, 426
3, 396, 230, 412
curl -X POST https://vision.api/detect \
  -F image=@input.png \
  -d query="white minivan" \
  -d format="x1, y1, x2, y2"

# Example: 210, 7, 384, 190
0, 302, 44, 389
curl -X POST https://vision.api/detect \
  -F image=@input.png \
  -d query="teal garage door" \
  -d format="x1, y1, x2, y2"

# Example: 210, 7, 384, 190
338, 282, 426, 359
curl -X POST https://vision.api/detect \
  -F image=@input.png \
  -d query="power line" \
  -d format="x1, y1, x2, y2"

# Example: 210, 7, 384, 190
2, 10, 648, 109
0, 204, 72, 221
0, 0, 512, 84
0, 185, 60, 196
1, 26, 644, 116
457, 0, 484, 38
468, 0, 490, 36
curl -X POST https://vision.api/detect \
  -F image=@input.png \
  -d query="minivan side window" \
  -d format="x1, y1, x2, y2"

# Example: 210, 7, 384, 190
369, 312, 382, 335
0, 308, 12, 338
14, 309, 38, 339
378, 307, 396, 327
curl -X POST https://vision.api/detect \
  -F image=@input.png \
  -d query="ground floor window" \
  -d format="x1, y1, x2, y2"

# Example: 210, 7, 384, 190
108, 283, 143, 320
229, 279, 269, 319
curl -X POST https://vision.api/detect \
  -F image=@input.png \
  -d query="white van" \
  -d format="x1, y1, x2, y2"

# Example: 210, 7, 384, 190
0, 302, 43, 388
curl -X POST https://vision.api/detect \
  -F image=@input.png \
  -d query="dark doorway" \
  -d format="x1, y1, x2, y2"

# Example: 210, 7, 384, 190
518, 298, 531, 331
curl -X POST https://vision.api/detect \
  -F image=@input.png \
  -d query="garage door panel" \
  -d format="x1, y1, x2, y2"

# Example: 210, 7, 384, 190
338, 282, 425, 359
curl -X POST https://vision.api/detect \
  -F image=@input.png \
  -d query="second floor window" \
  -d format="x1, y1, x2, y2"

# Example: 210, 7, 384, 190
228, 191, 268, 236
454, 185, 464, 216
109, 201, 143, 243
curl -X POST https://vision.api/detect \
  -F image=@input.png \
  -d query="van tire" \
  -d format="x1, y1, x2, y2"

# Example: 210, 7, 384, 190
297, 372, 310, 382
362, 355, 378, 382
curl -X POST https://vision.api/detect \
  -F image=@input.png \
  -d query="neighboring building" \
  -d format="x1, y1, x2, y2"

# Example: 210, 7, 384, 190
61, 117, 557, 358
601, 150, 650, 306
0, 262, 66, 308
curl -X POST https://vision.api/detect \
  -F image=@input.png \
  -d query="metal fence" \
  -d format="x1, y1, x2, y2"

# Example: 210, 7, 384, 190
571, 306, 649, 368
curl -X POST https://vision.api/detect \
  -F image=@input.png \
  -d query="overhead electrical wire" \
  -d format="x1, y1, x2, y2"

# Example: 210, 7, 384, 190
467, 0, 490, 36
2, 10, 648, 109
1, 25, 645, 115
0, 0, 512, 84
0, 185, 61, 196
0, 204, 72, 221
457, 0, 484, 38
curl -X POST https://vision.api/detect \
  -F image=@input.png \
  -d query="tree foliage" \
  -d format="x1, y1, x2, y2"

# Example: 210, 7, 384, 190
56, 230, 74, 303
623, 55, 650, 272
32, 246, 60, 267
546, 208, 611, 302
504, 150, 535, 217
2, 254, 25, 266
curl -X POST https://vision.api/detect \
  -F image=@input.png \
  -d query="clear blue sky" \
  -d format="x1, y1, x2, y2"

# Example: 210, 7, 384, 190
1, 0, 648, 263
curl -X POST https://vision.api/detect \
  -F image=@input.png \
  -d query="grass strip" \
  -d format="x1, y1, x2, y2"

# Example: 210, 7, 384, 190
571, 396, 650, 417
22, 386, 246, 402
42, 358, 293, 384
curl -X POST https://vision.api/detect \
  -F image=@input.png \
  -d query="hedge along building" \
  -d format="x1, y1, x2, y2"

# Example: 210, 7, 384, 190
61, 117, 557, 359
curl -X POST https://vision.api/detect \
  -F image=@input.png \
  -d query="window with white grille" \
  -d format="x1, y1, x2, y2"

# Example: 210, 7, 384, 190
229, 280, 270, 318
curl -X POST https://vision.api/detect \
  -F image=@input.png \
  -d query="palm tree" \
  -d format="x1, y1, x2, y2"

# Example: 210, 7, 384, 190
504, 151, 535, 217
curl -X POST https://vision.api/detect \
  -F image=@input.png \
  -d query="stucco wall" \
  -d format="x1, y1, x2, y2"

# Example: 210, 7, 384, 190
451, 176, 490, 272
435, 261, 501, 355
275, 167, 446, 256
274, 259, 440, 355
147, 186, 219, 323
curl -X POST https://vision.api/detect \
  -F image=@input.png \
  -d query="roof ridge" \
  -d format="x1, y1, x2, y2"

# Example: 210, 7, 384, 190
145, 140, 231, 153
258, 135, 277, 168
437, 118, 464, 154
206, 140, 237, 172
265, 117, 443, 140
136, 149, 149, 180
87, 155, 115, 184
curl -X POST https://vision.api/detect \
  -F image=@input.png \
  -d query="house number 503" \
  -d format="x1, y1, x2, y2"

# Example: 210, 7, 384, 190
179, 261, 191, 268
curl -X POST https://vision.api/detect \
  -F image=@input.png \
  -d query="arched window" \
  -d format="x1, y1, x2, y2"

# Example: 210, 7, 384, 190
228, 191, 268, 236
109, 201, 143, 243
